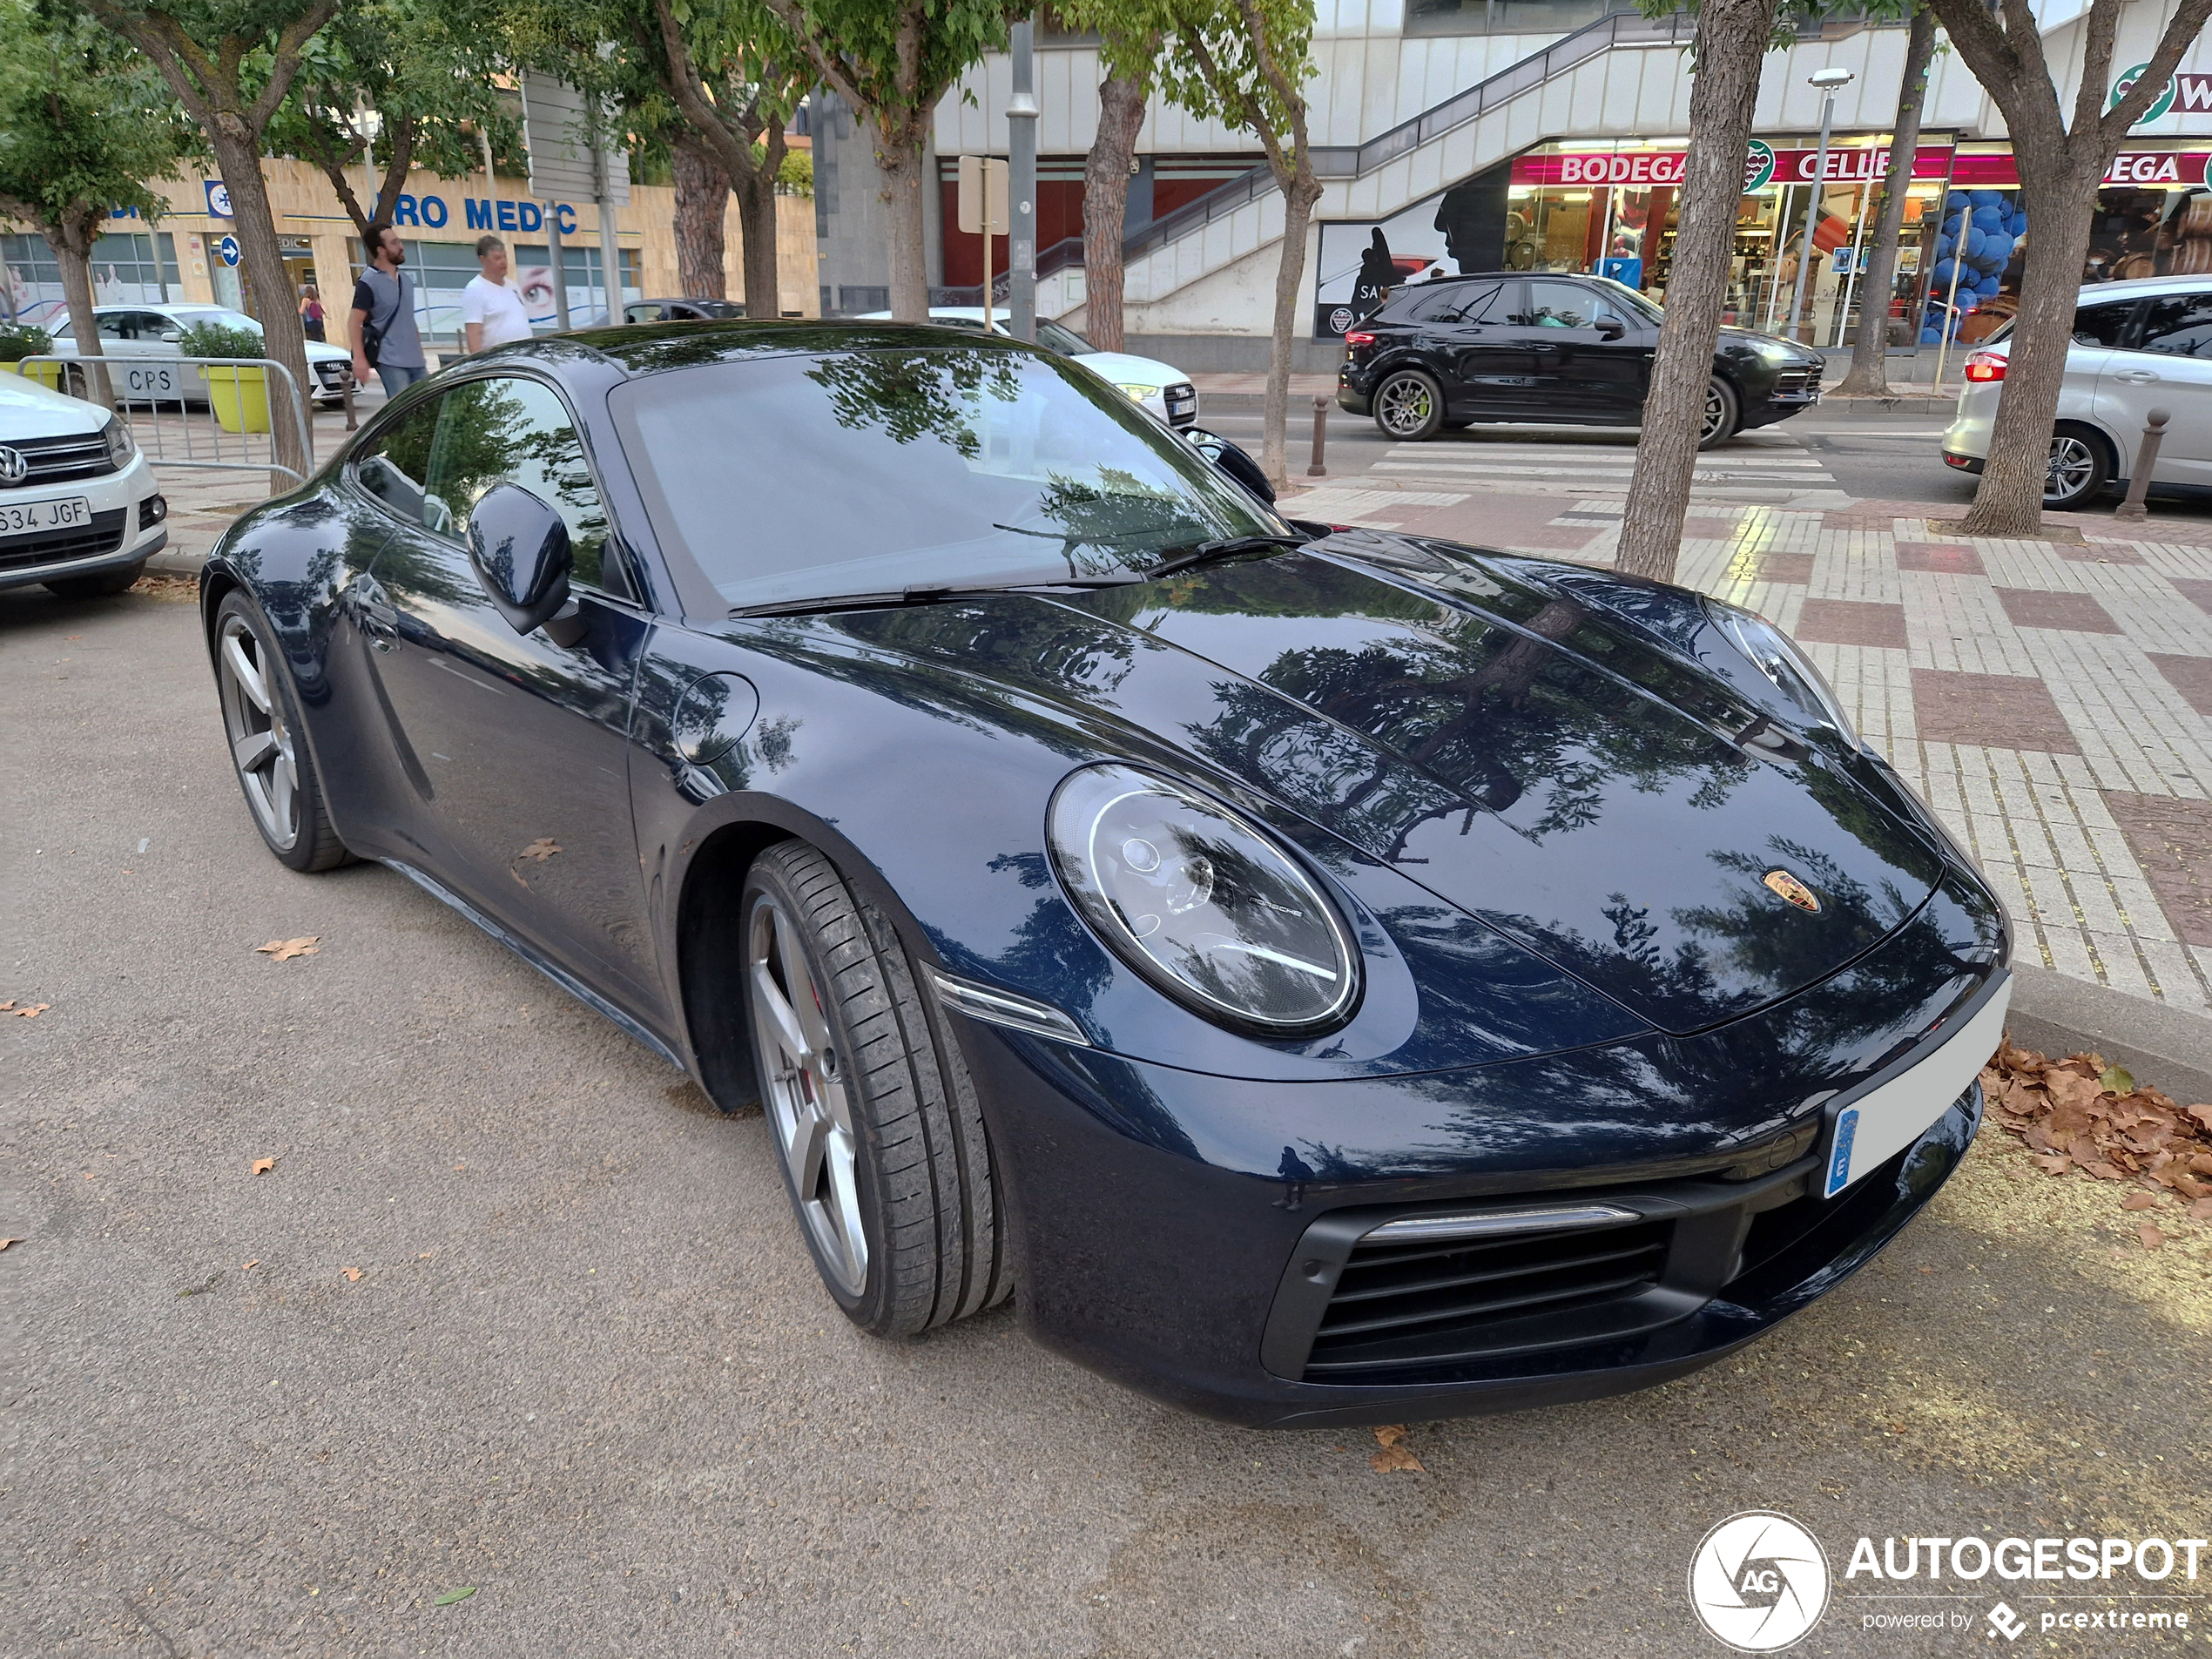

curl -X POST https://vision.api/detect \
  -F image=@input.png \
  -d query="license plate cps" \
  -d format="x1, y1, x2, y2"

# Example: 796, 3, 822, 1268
0, 496, 91, 536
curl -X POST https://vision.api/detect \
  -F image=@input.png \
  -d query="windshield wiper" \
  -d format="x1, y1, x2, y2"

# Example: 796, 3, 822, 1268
1145, 533, 1308, 581
730, 577, 1137, 619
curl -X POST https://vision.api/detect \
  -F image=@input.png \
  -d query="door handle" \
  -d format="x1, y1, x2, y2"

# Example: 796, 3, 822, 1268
2113, 369, 2161, 383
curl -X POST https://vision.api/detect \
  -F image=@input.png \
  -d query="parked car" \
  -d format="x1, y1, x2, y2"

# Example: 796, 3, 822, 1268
859, 307, 1199, 427
574, 298, 752, 327
0, 368, 167, 597
1941, 274, 2212, 509
1337, 273, 1825, 448
201, 320, 2009, 1426
46, 303, 355, 408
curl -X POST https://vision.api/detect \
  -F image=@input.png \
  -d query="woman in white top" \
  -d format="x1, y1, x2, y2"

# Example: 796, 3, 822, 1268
462, 235, 536, 352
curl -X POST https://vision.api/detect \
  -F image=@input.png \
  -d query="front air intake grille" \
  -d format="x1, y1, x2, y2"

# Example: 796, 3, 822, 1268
0, 507, 128, 570
1770, 368, 1818, 397
1301, 1217, 1673, 1379
2, 430, 117, 488
1163, 381, 1197, 424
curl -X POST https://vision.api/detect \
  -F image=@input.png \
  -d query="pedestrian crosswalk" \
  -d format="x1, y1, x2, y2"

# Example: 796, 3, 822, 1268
1355, 428, 1844, 505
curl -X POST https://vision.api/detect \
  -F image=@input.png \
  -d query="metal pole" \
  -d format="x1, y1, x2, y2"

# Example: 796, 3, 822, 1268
1931, 238, 1966, 390
1785, 95, 1836, 341
1833, 178, 1871, 348
545, 206, 571, 332
1008, 17, 1038, 342
597, 195, 623, 324
1308, 395, 1329, 476
2114, 408, 2170, 522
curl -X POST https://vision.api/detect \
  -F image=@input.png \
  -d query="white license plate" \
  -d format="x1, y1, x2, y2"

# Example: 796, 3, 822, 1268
0, 496, 91, 536
1822, 978, 2011, 1197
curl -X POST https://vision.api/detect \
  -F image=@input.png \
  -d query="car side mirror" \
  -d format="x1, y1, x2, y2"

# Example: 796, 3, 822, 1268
160, 329, 184, 344
465, 482, 584, 644
1597, 317, 1625, 341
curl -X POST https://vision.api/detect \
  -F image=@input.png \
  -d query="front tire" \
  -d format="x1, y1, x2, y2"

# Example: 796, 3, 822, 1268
2044, 426, 2113, 509
44, 559, 145, 598
742, 841, 1010, 1338
1372, 369, 1445, 441
213, 591, 353, 872
1697, 376, 1741, 448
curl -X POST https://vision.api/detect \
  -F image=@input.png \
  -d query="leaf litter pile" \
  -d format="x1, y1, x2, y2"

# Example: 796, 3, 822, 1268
1980, 1040, 2212, 1248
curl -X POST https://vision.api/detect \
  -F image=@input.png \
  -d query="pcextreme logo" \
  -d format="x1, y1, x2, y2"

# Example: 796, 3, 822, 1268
1689, 1512, 1831, 1652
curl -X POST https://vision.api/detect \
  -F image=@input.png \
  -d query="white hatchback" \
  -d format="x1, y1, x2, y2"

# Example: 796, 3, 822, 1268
0, 369, 168, 597
857, 307, 1199, 427
1941, 274, 2212, 509
46, 303, 356, 408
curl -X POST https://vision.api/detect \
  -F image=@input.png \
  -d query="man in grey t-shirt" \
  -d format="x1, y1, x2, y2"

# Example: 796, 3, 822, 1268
350, 223, 428, 396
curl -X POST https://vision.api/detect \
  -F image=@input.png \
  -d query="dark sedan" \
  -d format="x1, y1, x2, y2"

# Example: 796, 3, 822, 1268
1337, 273, 1825, 448
199, 320, 2007, 1427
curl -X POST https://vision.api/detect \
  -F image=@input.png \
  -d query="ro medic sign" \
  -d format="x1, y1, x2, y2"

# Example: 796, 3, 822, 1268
1514, 146, 1957, 187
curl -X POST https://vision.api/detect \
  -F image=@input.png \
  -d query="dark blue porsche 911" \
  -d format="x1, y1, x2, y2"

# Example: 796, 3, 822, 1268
200, 321, 2010, 1427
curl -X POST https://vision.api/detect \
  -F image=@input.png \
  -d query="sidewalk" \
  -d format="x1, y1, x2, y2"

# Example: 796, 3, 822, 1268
1287, 474, 2212, 1012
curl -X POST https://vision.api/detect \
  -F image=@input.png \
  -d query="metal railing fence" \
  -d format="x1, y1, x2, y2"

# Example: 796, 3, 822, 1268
9, 354, 314, 489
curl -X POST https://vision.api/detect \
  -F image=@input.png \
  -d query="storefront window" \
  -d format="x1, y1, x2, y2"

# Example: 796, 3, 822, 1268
1, 230, 180, 327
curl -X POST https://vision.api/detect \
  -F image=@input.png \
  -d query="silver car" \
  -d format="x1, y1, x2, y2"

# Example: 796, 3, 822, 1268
46, 303, 355, 408
1942, 273, 2212, 509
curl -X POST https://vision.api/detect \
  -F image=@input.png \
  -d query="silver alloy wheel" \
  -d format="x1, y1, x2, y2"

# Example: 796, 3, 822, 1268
217, 613, 299, 850
748, 891, 868, 1296
1700, 381, 1730, 443
1376, 374, 1433, 436
2046, 435, 2098, 502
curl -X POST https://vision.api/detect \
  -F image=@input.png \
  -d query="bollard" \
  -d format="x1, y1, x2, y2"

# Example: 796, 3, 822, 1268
1308, 395, 1329, 477
2113, 408, 2169, 523
341, 372, 357, 433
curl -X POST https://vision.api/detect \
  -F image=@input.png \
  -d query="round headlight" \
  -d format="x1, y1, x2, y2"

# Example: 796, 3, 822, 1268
1049, 764, 1359, 1035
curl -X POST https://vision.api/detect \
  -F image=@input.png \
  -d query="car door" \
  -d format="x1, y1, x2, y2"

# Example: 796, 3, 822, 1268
93, 310, 191, 405
1414, 280, 1512, 417
361, 370, 664, 1013
1496, 280, 1614, 420
2096, 289, 2212, 487
1584, 288, 1657, 424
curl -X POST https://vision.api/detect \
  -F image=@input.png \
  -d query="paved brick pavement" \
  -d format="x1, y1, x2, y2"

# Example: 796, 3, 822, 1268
1291, 476, 2212, 1012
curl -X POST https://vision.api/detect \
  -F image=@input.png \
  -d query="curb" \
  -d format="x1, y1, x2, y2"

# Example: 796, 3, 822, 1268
2008, 962, 2212, 1107
147, 549, 211, 578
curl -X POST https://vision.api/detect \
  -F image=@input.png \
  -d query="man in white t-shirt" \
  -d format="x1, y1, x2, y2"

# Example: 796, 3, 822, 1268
462, 235, 535, 353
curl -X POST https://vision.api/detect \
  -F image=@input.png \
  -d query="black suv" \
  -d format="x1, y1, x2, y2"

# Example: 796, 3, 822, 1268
1336, 273, 1824, 448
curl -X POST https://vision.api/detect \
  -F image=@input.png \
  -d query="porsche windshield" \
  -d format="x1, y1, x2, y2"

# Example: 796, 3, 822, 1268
610, 347, 1284, 611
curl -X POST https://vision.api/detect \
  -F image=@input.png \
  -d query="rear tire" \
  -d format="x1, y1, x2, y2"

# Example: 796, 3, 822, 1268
1372, 369, 1445, 441
1697, 376, 1740, 449
2044, 425, 2113, 509
44, 559, 145, 598
213, 590, 354, 873
742, 841, 1011, 1338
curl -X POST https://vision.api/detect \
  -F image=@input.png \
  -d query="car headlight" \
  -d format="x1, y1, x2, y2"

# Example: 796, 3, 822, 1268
1049, 763, 1360, 1035
102, 416, 135, 467
1703, 597, 1858, 745
1749, 337, 1804, 364
1113, 382, 1160, 403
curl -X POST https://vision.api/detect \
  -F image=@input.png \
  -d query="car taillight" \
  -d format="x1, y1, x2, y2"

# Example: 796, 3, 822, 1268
1344, 331, 1375, 347
1964, 352, 2006, 383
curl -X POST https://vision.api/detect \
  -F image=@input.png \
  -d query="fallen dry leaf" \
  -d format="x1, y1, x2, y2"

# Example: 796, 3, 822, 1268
1985, 1041, 2212, 1231
341, 1266, 362, 1283
241, 1260, 259, 1270
1371, 1443, 1425, 1474
255, 937, 320, 961
2138, 1224, 2165, 1251
0, 1238, 19, 1251
417, 1251, 434, 1259
517, 838, 561, 862
251, 1157, 275, 1175
2193, 1197, 2212, 1223
10, 1002, 51, 1019
510, 869, 529, 889
2122, 1190, 2159, 1211
1372, 1424, 1409, 1447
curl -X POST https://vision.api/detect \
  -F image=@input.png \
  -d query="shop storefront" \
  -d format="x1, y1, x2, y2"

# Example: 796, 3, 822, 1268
1312, 136, 2212, 347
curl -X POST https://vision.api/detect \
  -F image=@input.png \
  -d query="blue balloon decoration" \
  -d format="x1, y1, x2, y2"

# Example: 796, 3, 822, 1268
1944, 212, 1966, 236
1965, 227, 1987, 258
1981, 232, 2014, 265
1973, 204, 2006, 230
1976, 273, 2002, 296
1946, 191, 1969, 210
1971, 189, 2004, 208
1932, 258, 1958, 289
1920, 327, 1943, 345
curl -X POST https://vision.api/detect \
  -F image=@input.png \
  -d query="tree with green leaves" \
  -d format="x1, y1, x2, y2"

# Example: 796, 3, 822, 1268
0, 0, 189, 401
1055, 2, 1162, 354
759, 0, 1025, 320
1832, 3, 1935, 398
84, 0, 338, 475
1154, 0, 1319, 492
1616, 0, 1782, 582
1921, 0, 2212, 534
271, 0, 519, 244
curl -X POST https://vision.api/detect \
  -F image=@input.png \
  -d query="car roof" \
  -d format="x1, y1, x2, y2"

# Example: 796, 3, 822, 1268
543, 316, 1043, 375
2074, 273, 2212, 301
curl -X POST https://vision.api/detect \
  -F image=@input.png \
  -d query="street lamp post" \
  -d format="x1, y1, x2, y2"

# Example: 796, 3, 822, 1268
1785, 66, 1855, 343
1008, 17, 1039, 342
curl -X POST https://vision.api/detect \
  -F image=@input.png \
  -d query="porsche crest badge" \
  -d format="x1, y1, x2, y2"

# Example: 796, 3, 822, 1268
1763, 869, 1821, 913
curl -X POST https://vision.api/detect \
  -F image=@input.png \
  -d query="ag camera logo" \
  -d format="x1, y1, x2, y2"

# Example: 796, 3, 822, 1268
1689, 1511, 1831, 1651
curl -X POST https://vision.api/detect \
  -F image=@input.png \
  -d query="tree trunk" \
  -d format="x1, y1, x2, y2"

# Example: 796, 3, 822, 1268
210, 127, 312, 478
1082, 72, 1146, 354
1956, 164, 2103, 535
673, 138, 730, 300
1262, 175, 1321, 492
1616, 0, 1779, 583
51, 215, 111, 408
874, 118, 929, 320
740, 125, 786, 316
1834, 6, 1934, 398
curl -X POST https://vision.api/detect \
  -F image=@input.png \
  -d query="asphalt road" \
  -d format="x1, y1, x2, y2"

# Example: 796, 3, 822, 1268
5, 583, 2209, 1658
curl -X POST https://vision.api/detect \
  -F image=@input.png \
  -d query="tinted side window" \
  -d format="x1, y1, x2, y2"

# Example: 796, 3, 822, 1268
350, 396, 445, 529
1514, 282, 1597, 328
2072, 302, 2134, 347
425, 375, 613, 590
1399, 284, 1468, 321
2139, 293, 2212, 358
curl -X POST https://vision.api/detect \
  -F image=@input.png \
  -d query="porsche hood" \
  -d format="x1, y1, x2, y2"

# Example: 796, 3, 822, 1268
831, 543, 1950, 1037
